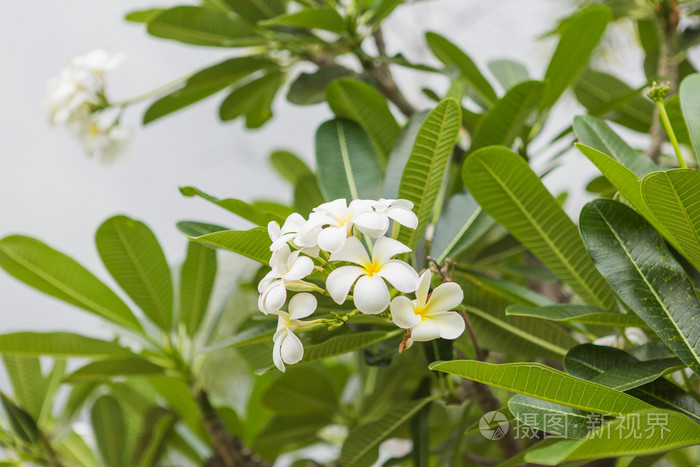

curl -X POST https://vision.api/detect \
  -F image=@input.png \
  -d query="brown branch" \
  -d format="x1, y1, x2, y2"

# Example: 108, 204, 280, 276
648, 1, 680, 163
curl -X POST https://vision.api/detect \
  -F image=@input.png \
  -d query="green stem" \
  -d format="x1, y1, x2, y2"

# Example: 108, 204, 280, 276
109, 72, 194, 108
656, 100, 687, 168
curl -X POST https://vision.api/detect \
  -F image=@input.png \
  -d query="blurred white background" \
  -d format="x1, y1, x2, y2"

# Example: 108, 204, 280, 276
0, 0, 648, 335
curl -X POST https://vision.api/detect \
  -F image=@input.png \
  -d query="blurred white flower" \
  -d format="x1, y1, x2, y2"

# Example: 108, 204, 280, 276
390, 270, 465, 349
304, 199, 389, 252
258, 244, 314, 314
272, 293, 317, 372
70, 48, 125, 74
326, 236, 419, 314
68, 111, 132, 162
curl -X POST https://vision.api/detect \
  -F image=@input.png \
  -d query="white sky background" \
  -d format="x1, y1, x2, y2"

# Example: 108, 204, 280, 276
0, 0, 650, 336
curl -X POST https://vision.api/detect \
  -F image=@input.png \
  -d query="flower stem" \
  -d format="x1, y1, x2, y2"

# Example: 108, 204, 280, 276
109, 72, 193, 108
656, 100, 687, 168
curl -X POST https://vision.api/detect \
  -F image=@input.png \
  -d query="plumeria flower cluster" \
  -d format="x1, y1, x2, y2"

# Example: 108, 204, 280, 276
45, 49, 132, 161
258, 198, 466, 372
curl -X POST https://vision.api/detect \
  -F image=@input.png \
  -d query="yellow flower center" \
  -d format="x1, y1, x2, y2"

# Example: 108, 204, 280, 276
364, 260, 382, 276
89, 123, 99, 136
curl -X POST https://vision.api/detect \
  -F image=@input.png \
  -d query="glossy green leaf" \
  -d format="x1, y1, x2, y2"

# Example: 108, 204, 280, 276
461, 272, 551, 307
302, 330, 402, 363
223, 0, 285, 22
680, 73, 700, 156
573, 115, 656, 177
179, 241, 217, 337
462, 146, 617, 310
294, 173, 326, 216
664, 95, 693, 149
261, 367, 337, 416
315, 119, 382, 200
0, 393, 39, 444
326, 78, 400, 164
588, 358, 685, 392
91, 395, 126, 467
2, 356, 46, 420
0, 332, 131, 358
0, 235, 141, 331
125, 8, 164, 23
638, 18, 659, 81
508, 394, 594, 439
180, 185, 282, 226
430, 360, 651, 415
65, 357, 164, 382
200, 321, 276, 353
340, 397, 435, 467
143, 56, 272, 124
262, 8, 344, 33
133, 407, 177, 467
469, 80, 545, 151
147, 6, 262, 47
487, 59, 529, 92
525, 410, 700, 465
219, 71, 283, 128
430, 191, 494, 263
642, 169, 700, 272
398, 98, 461, 247
56, 430, 100, 467
506, 304, 647, 328
269, 150, 313, 185
287, 66, 354, 106
540, 6, 611, 110
189, 228, 271, 264
573, 69, 653, 133
384, 110, 429, 198
580, 199, 700, 375
176, 221, 228, 238
425, 32, 497, 107
96, 216, 173, 331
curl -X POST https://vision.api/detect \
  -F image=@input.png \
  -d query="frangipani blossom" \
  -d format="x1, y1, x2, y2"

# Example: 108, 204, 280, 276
268, 213, 318, 257
327, 236, 419, 314
272, 293, 317, 372
68, 111, 132, 162
303, 199, 389, 253
258, 244, 314, 314
361, 199, 418, 231
390, 271, 465, 348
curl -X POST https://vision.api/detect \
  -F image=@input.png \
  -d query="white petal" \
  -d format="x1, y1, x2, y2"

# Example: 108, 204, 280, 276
289, 293, 317, 320
268, 221, 281, 242
372, 236, 412, 265
329, 236, 371, 266
273, 332, 286, 372
281, 213, 306, 233
390, 296, 421, 329
386, 206, 418, 229
273, 313, 289, 337
315, 198, 347, 216
280, 331, 304, 365
392, 199, 414, 210
261, 281, 286, 314
353, 275, 390, 314
377, 260, 419, 293
410, 319, 441, 341
326, 266, 365, 304
348, 199, 373, 217
427, 311, 466, 340
296, 225, 321, 247
425, 282, 464, 313
270, 244, 291, 268
354, 211, 390, 238
284, 254, 314, 281
299, 246, 319, 257
317, 226, 349, 253
270, 233, 295, 252
415, 270, 431, 307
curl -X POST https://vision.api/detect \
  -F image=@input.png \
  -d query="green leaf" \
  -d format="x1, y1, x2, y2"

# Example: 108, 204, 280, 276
179, 242, 217, 337
340, 397, 435, 467
262, 8, 345, 33
469, 80, 545, 151
179, 185, 282, 226
664, 95, 693, 150
573, 115, 657, 177
0, 235, 141, 331
462, 146, 617, 310
269, 150, 314, 185
287, 67, 354, 106
219, 71, 283, 128
642, 169, 700, 272
252, 414, 331, 459
91, 395, 126, 467
573, 69, 653, 133
223, 0, 285, 22
588, 358, 685, 392
176, 221, 228, 238
430, 360, 651, 415
430, 191, 494, 263
302, 330, 402, 363
487, 59, 530, 92
2, 356, 46, 420
540, 6, 611, 110
200, 321, 276, 353
125, 8, 164, 23
96, 216, 173, 331
580, 199, 700, 375
0, 393, 39, 444
638, 19, 659, 81
384, 111, 429, 198
508, 394, 595, 439
425, 32, 497, 107
398, 98, 461, 247
525, 409, 700, 465
680, 73, 700, 156
506, 304, 647, 328
143, 56, 272, 124
133, 407, 177, 467
65, 357, 164, 382
189, 228, 271, 264
294, 173, 326, 216
56, 431, 100, 467
326, 78, 400, 164
315, 119, 383, 200
461, 272, 551, 307
0, 332, 131, 358
261, 367, 337, 416
147, 6, 262, 47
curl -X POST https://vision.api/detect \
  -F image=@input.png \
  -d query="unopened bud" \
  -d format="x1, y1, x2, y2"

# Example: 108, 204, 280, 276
647, 81, 670, 103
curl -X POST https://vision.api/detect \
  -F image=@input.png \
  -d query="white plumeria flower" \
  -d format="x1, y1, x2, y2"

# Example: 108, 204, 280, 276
258, 244, 314, 314
390, 270, 465, 349
268, 213, 319, 257
368, 199, 419, 230
326, 236, 419, 314
272, 293, 317, 372
303, 199, 389, 253
68, 111, 132, 162
70, 48, 125, 74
